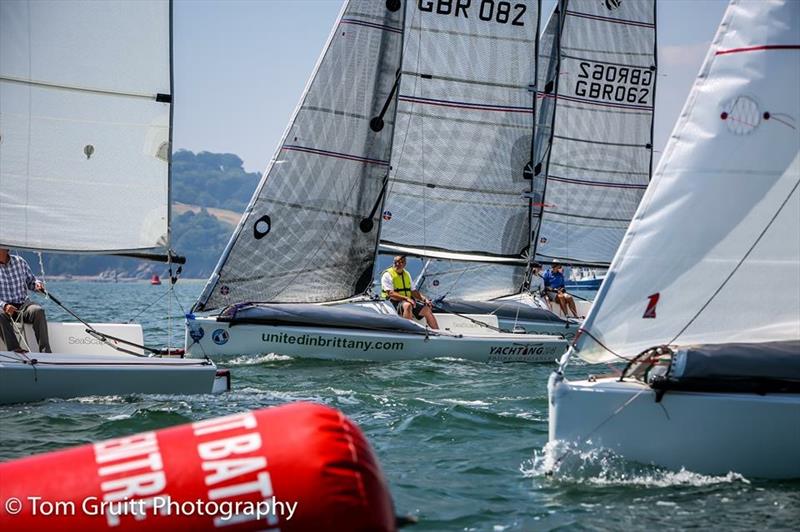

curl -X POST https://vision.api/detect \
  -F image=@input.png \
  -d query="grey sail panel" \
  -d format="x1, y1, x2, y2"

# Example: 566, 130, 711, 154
416, 259, 526, 301
379, 1, 539, 260
195, 1, 405, 311
533, 0, 656, 265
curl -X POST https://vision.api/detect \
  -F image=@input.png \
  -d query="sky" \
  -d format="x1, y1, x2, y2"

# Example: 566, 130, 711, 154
173, 0, 730, 174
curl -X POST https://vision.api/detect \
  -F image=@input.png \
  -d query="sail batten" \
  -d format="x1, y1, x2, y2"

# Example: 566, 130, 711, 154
574, 0, 800, 364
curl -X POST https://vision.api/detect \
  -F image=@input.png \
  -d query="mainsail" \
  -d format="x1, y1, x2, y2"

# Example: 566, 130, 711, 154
0, 0, 172, 254
531, 0, 657, 266
378, 0, 540, 262
196, 0, 405, 310
573, 0, 800, 363
419, 0, 656, 301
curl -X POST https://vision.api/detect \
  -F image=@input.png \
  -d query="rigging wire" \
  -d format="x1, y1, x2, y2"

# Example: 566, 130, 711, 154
667, 178, 800, 346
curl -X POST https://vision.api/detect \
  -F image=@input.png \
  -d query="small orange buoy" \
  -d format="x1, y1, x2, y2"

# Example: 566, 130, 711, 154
0, 403, 396, 531
150, 274, 162, 285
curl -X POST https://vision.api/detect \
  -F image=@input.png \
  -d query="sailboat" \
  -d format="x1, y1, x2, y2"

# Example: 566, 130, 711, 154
186, 0, 570, 362
416, 0, 657, 324
0, 0, 229, 404
547, 0, 800, 479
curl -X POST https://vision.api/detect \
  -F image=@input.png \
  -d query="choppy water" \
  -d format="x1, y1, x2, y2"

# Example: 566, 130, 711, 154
1, 281, 797, 530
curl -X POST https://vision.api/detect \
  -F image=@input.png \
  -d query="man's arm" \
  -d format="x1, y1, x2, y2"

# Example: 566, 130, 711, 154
22, 259, 41, 291
411, 290, 431, 305
388, 289, 412, 303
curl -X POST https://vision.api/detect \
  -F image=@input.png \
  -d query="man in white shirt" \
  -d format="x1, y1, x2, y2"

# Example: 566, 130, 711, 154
380, 256, 439, 329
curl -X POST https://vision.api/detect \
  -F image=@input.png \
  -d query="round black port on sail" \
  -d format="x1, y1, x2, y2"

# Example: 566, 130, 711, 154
253, 214, 272, 239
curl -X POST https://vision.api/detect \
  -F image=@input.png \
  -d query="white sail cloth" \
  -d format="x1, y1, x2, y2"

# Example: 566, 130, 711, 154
574, 0, 800, 363
0, 0, 171, 253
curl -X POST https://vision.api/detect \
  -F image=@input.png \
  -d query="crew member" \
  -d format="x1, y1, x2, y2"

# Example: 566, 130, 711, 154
542, 262, 580, 319
0, 248, 51, 352
380, 256, 439, 329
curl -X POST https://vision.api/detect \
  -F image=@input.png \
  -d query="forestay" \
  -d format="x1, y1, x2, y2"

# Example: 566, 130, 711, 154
195, 0, 405, 310
574, 0, 800, 363
0, 0, 171, 253
531, 0, 656, 266
379, 0, 539, 261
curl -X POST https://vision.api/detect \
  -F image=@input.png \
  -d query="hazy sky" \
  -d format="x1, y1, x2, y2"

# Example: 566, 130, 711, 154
173, 0, 730, 173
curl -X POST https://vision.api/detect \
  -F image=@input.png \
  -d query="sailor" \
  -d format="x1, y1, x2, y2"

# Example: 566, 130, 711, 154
542, 262, 580, 319
380, 256, 439, 329
0, 248, 51, 352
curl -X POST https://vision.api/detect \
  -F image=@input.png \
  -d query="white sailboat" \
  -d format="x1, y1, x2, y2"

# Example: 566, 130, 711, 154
0, 0, 228, 404
187, 0, 570, 362
547, 0, 800, 479
417, 0, 657, 323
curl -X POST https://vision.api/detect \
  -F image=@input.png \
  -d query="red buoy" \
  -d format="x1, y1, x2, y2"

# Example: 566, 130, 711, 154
150, 275, 162, 285
0, 403, 395, 531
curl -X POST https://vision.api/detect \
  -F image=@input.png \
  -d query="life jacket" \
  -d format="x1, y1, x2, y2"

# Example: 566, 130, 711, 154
381, 267, 412, 299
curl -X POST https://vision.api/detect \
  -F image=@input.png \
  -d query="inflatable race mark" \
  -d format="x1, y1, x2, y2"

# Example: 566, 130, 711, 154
0, 403, 395, 531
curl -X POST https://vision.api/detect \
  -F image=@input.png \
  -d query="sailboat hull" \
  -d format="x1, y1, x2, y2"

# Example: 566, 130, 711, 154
547, 374, 800, 479
186, 316, 568, 363
0, 352, 228, 405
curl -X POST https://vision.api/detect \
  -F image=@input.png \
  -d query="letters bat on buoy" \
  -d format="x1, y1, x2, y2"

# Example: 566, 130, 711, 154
0, 403, 396, 531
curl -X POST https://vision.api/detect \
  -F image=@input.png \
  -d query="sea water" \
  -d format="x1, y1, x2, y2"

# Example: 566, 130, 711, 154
0, 280, 797, 530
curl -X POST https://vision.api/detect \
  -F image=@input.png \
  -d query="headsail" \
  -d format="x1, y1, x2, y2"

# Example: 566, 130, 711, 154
417, 259, 526, 301
195, 0, 405, 311
574, 0, 800, 363
0, 0, 172, 254
378, 0, 540, 263
531, 0, 656, 266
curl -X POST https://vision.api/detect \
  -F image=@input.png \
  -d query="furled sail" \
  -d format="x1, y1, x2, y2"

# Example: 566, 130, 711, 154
195, 0, 405, 311
0, 0, 172, 254
574, 0, 800, 363
531, 0, 656, 266
378, 0, 540, 262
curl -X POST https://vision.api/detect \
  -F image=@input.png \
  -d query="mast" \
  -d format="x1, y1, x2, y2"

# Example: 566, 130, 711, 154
529, 0, 566, 264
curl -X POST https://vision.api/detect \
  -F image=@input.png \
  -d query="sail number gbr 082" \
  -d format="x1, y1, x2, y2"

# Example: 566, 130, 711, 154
418, 0, 527, 26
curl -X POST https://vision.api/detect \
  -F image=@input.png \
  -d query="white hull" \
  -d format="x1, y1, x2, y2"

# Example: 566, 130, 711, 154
547, 374, 800, 479
1, 322, 229, 405
0, 352, 228, 405
186, 315, 568, 363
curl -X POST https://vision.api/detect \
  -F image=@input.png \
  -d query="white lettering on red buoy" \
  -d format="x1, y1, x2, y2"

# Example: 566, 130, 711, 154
93, 432, 167, 527
191, 412, 283, 529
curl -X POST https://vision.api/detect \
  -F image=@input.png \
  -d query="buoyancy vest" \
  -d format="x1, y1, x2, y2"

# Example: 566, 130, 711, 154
381, 267, 412, 299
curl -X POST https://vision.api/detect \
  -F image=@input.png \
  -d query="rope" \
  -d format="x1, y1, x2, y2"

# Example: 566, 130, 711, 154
44, 290, 159, 357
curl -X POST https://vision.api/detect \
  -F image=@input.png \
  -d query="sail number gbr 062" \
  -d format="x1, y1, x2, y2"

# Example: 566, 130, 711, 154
576, 62, 654, 106
418, 0, 527, 26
